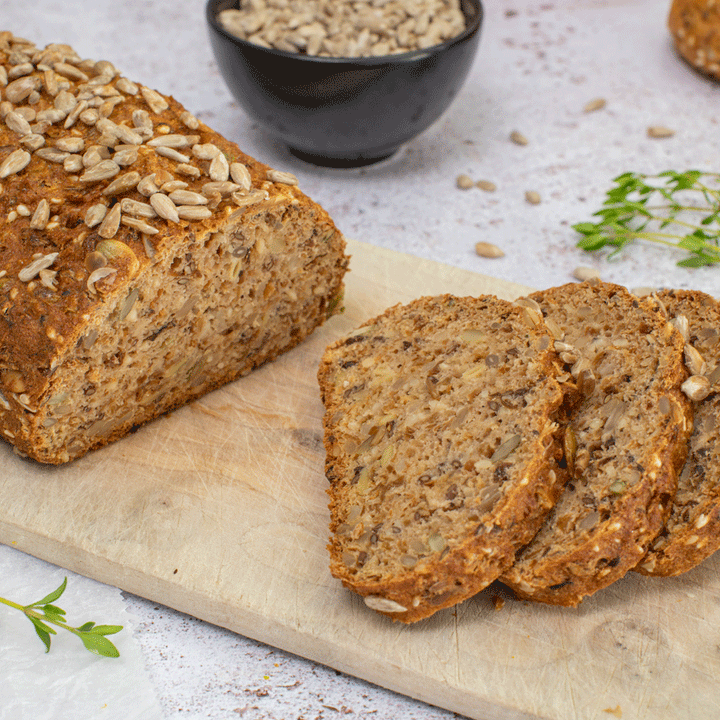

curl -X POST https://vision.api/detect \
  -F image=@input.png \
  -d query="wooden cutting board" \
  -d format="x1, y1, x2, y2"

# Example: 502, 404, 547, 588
1, 239, 718, 720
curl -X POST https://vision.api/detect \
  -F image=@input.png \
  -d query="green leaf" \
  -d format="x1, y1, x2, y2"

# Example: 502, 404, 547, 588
78, 621, 96, 632
88, 624, 124, 636
78, 632, 121, 658
30, 578, 67, 608
677, 255, 716, 267
572, 222, 599, 235
29, 617, 55, 653
577, 234, 609, 251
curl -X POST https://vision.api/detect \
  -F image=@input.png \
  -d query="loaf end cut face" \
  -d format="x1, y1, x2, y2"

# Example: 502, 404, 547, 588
0, 33, 349, 464
637, 289, 720, 576
318, 294, 574, 622
501, 281, 692, 606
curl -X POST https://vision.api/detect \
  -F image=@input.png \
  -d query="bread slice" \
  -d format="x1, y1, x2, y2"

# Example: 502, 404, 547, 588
500, 280, 691, 606
0, 33, 348, 464
318, 294, 573, 622
637, 289, 720, 576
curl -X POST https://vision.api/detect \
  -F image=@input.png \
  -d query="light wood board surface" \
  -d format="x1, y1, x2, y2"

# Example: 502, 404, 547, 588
1, 239, 718, 720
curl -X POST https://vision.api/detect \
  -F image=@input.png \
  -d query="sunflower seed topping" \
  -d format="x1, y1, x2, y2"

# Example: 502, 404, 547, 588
176, 205, 212, 220
137, 173, 160, 197
29, 199, 50, 230
63, 154, 83, 172
18, 252, 58, 282
120, 198, 156, 218
84, 203, 108, 227
101, 171, 140, 196
192, 143, 221, 160
5, 76, 37, 103
147, 134, 190, 148
20, 133, 45, 151
155, 146, 190, 163
176, 163, 202, 178
54, 62, 88, 82
208, 152, 230, 182
229, 162, 252, 191
180, 111, 199, 129
149, 192, 179, 223
0, 149, 30, 178
169, 189, 208, 205
5, 110, 32, 136
140, 86, 168, 114
55, 136, 85, 153
97, 202, 122, 238
266, 169, 298, 185
115, 77, 138, 95
80, 159, 120, 183
35, 147, 69, 163
121, 216, 159, 234
112, 146, 139, 166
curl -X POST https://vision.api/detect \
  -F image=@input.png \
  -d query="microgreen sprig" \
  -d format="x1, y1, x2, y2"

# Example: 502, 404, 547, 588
0, 577, 123, 657
574, 170, 720, 267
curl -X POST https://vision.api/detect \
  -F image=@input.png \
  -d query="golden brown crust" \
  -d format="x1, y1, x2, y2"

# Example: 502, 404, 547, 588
637, 289, 720, 576
668, 0, 720, 81
319, 294, 574, 622
500, 281, 691, 606
0, 32, 348, 463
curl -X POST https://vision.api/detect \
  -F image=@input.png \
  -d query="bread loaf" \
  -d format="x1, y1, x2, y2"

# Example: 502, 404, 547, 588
500, 281, 691, 606
0, 32, 348, 464
637, 289, 720, 576
668, 0, 720, 81
318, 294, 573, 622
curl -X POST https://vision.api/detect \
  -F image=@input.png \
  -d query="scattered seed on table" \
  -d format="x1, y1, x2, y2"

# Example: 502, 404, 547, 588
456, 174, 474, 189
510, 130, 528, 145
476, 180, 496, 192
475, 241, 505, 258
525, 190, 541, 205
573, 266, 601, 281
583, 98, 606, 112
647, 126, 675, 138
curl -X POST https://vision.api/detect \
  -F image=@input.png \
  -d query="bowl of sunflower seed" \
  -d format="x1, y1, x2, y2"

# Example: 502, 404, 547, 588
206, 0, 483, 167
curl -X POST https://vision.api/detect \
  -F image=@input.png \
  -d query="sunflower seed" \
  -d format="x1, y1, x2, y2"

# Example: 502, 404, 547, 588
53, 90, 77, 115
476, 180, 497, 192
113, 146, 139, 166
36, 107, 65, 125
120, 216, 158, 235
20, 133, 45, 151
115, 77, 138, 95
267, 169, 298, 185
208, 152, 230, 182
85, 203, 108, 227
140, 86, 168, 114
53, 62, 88, 82
474, 241, 504, 258
176, 205, 213, 220
229, 162, 252, 191
155, 146, 190, 163
55, 136, 85, 153
147, 134, 190, 148
35, 147, 69, 164
87, 266, 117, 294
647, 126, 675, 138
180, 110, 199, 129
202, 181, 241, 196
102, 171, 141, 196
97, 203, 122, 238
5, 110, 32, 136
510, 130, 529, 145
192, 143, 221, 160
525, 190, 541, 204
456, 173, 473, 189
5, 76, 37, 103
18, 252, 58, 282
0, 149, 30, 178
573, 266, 601, 282
583, 98, 606, 112
175, 163, 202, 178
149, 192, 179, 223
120, 198, 156, 218
0, 66, 7, 87
137, 174, 160, 197
160, 180, 188, 193
63, 154, 83, 172
169, 190, 208, 206
80, 159, 120, 183
29, 199, 50, 230
231, 189, 269, 207
684, 344, 707, 376
8, 61, 33, 79
681, 375, 711, 402
64, 99, 88, 129
131, 108, 153, 133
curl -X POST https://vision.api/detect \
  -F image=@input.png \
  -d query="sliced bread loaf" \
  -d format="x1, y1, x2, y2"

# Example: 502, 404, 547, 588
500, 280, 691, 606
637, 289, 720, 576
318, 294, 573, 622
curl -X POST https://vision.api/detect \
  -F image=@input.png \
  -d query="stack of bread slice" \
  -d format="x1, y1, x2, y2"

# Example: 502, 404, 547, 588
318, 279, 717, 621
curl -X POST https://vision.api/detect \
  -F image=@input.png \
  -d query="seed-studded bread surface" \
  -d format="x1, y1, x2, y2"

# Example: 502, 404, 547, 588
0, 32, 348, 463
500, 281, 691, 606
318, 295, 573, 622
637, 289, 720, 576
668, 0, 720, 81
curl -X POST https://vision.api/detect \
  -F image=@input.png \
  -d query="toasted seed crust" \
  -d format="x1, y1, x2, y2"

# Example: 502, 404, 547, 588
500, 281, 691, 606
319, 294, 575, 622
637, 289, 720, 576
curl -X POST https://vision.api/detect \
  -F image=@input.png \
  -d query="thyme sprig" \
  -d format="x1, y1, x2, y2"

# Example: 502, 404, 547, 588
574, 170, 720, 267
0, 577, 123, 657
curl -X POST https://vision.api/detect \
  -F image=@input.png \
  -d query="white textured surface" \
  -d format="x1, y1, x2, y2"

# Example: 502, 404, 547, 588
2, 0, 720, 719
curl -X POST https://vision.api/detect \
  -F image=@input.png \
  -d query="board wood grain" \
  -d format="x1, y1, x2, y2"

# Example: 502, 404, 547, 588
1, 240, 718, 720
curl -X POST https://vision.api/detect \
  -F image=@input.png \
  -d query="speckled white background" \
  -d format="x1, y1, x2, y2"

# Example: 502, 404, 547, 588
2, 0, 719, 718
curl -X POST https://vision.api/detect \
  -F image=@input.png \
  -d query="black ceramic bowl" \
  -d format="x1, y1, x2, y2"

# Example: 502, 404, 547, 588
206, 0, 483, 167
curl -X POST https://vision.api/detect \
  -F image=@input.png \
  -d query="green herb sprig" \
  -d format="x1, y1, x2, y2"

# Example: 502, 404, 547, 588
0, 577, 123, 657
574, 170, 720, 267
